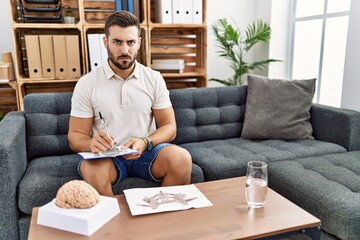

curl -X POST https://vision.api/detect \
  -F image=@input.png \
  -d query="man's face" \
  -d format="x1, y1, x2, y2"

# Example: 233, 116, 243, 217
105, 25, 141, 70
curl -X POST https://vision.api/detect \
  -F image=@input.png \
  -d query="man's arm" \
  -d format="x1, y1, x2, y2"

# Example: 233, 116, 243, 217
150, 106, 177, 145
68, 116, 114, 153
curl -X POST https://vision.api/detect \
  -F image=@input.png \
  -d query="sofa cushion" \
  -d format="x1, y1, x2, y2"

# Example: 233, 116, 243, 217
268, 151, 360, 239
18, 154, 204, 214
180, 138, 346, 181
241, 75, 316, 140
170, 86, 247, 144
18, 154, 82, 214
24, 92, 74, 160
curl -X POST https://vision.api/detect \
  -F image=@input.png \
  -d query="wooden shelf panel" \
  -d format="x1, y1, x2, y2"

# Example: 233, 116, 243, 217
149, 23, 207, 29
0, 80, 18, 114
17, 78, 78, 84
12, 23, 82, 30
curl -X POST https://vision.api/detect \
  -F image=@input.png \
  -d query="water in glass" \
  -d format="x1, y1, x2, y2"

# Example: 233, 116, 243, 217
245, 161, 268, 208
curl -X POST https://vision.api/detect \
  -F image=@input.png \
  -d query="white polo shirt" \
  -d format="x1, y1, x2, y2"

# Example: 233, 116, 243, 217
70, 60, 172, 145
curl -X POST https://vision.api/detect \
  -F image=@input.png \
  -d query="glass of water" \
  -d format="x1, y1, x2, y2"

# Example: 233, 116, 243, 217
245, 161, 268, 208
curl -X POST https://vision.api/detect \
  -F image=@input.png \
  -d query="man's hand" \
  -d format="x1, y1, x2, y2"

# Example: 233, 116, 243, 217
121, 138, 147, 160
90, 131, 115, 153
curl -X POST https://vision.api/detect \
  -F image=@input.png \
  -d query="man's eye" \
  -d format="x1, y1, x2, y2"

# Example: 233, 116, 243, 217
113, 40, 121, 45
128, 41, 135, 46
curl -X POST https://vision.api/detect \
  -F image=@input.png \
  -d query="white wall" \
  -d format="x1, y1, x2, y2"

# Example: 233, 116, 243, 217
207, 0, 295, 84
341, 0, 360, 111
268, 0, 293, 79
207, 0, 257, 87
0, 1, 14, 61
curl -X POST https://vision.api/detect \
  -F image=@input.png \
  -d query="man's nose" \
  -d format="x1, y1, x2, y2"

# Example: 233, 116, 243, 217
119, 44, 130, 54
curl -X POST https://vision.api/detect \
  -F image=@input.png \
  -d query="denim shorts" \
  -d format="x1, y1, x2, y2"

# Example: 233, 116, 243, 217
77, 143, 171, 188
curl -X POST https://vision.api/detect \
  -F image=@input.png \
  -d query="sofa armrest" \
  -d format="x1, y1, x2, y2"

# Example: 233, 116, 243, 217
311, 103, 360, 151
0, 111, 28, 240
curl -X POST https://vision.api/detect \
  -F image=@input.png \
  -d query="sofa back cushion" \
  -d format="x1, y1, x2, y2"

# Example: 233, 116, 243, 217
170, 86, 247, 144
24, 92, 74, 160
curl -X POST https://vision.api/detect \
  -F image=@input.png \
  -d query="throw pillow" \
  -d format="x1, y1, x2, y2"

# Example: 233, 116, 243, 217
241, 74, 316, 140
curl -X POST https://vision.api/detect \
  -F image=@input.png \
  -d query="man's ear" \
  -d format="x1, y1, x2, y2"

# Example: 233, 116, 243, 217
138, 37, 141, 49
103, 35, 107, 47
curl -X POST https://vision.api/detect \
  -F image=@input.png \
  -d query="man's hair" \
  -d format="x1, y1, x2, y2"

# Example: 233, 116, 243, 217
104, 10, 141, 37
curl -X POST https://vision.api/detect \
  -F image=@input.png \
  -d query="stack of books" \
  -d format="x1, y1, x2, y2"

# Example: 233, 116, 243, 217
151, 59, 185, 73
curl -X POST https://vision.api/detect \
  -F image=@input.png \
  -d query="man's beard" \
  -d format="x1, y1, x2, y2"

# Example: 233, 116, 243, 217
107, 49, 137, 70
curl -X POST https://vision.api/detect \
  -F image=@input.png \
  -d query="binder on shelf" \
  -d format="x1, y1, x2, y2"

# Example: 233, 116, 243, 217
122, 0, 128, 11
66, 35, 81, 78
87, 33, 102, 70
127, 0, 134, 14
52, 35, 69, 77
183, 0, 193, 24
192, 0, 202, 24
39, 35, 55, 78
99, 33, 108, 65
172, 0, 184, 24
154, 0, 173, 24
24, 35, 43, 78
115, 0, 122, 11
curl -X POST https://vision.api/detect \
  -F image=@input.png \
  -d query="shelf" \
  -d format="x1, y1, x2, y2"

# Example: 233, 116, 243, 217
8, 0, 208, 111
148, 23, 207, 29
17, 78, 78, 84
0, 79, 17, 90
16, 78, 78, 110
161, 71, 206, 78
11, 22, 82, 30
0, 79, 19, 113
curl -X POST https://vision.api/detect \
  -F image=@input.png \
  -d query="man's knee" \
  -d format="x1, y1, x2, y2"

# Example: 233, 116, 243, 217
153, 146, 192, 177
168, 147, 192, 176
80, 158, 115, 181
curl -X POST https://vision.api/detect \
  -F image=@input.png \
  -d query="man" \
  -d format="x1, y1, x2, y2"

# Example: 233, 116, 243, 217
68, 10, 192, 196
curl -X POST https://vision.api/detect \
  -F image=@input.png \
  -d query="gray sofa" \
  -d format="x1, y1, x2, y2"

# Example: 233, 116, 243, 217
1, 86, 360, 240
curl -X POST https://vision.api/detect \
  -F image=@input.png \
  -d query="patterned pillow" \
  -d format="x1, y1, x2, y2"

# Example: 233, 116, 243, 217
241, 74, 316, 140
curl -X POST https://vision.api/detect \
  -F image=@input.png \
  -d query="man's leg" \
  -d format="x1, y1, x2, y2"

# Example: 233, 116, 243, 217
79, 158, 119, 196
151, 145, 192, 186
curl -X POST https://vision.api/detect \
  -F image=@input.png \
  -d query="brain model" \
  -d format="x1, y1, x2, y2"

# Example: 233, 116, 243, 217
55, 180, 101, 209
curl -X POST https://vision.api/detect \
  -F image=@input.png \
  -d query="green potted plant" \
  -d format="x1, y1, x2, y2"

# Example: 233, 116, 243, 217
210, 18, 281, 86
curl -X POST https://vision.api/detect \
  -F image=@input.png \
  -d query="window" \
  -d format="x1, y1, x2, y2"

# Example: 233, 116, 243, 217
290, 0, 351, 107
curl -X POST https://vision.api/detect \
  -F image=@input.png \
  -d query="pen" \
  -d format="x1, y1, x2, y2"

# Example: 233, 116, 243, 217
99, 111, 118, 148
99, 111, 109, 134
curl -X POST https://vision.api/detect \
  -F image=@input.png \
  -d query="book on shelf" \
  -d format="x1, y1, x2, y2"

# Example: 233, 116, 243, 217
152, 68, 184, 73
152, 59, 185, 65
152, 59, 185, 73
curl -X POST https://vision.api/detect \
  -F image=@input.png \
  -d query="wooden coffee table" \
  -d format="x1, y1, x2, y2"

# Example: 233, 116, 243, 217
28, 177, 321, 239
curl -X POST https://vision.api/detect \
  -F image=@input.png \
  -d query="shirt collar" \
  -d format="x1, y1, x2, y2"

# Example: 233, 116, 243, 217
103, 59, 139, 81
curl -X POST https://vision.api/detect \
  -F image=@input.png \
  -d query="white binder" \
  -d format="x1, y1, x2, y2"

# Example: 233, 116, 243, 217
172, 0, 184, 23
87, 33, 102, 70
192, 0, 202, 24
99, 33, 108, 65
182, 0, 193, 24
154, 0, 173, 24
